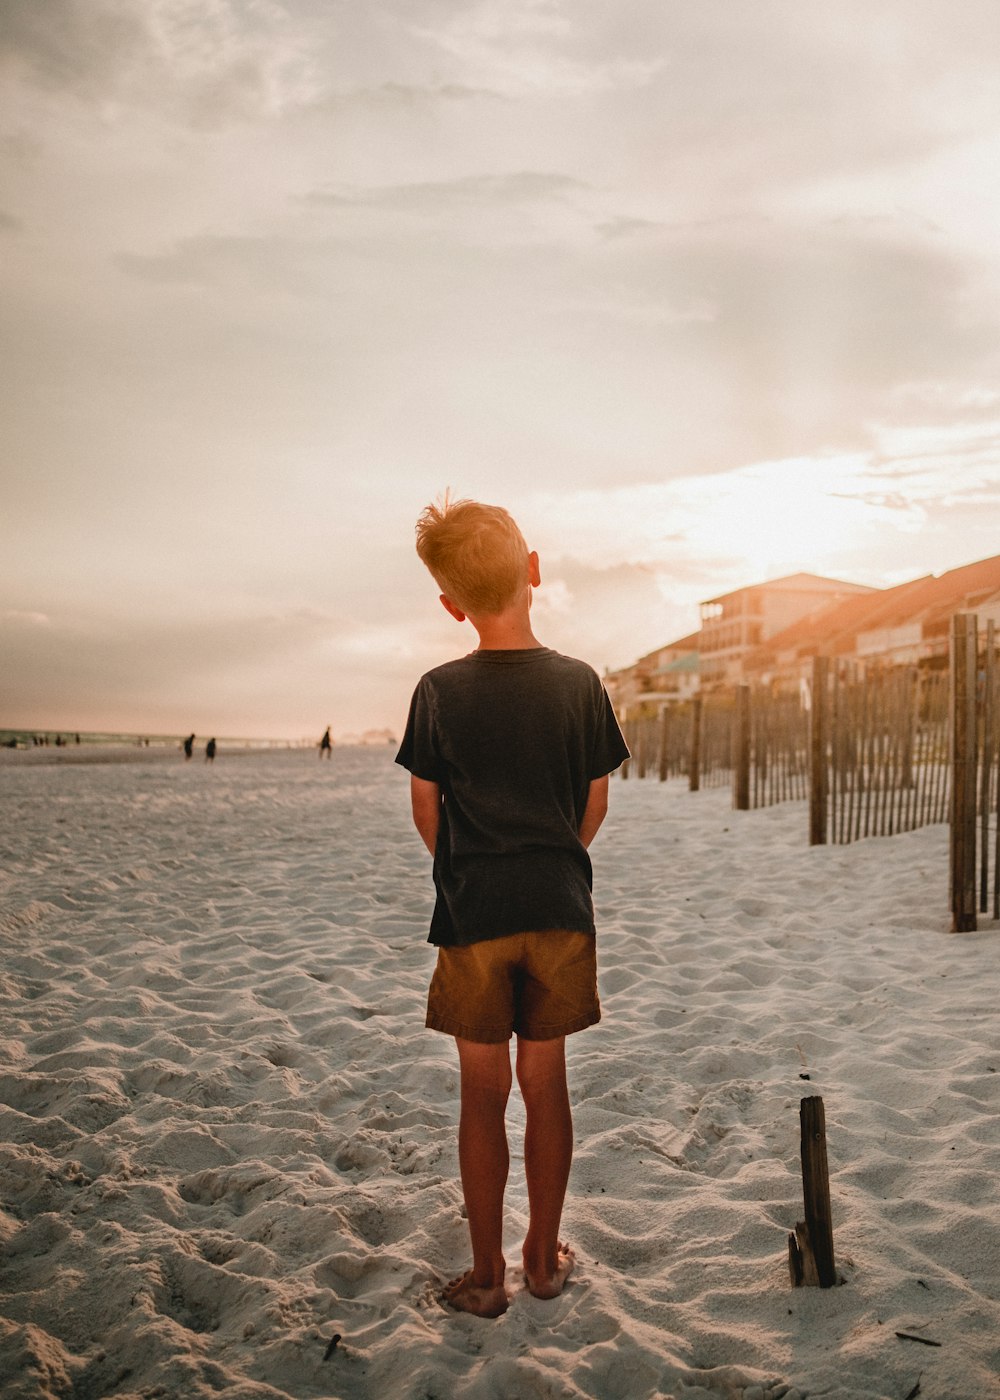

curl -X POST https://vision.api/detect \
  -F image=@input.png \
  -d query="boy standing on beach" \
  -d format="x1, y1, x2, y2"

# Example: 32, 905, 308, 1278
396, 496, 629, 1318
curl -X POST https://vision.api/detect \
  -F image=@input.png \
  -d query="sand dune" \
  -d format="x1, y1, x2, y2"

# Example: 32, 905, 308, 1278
1, 747, 998, 1399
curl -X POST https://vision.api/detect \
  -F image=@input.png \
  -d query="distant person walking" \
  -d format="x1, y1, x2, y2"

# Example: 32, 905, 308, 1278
183, 733, 195, 760
319, 726, 333, 759
205, 738, 217, 763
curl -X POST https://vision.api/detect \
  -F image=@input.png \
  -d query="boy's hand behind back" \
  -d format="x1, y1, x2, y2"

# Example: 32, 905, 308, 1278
577, 776, 609, 849
411, 775, 441, 856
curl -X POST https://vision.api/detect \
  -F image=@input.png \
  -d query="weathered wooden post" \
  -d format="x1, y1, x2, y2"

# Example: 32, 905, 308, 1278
658, 707, 670, 783
635, 717, 647, 779
992, 621, 1000, 922
788, 1095, 837, 1288
950, 613, 978, 932
689, 695, 702, 793
980, 620, 995, 913
809, 656, 829, 845
733, 684, 751, 811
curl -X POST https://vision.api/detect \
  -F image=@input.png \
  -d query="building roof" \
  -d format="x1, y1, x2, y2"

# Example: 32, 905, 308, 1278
745, 577, 927, 666
746, 553, 1000, 669
700, 572, 876, 607
657, 630, 701, 654
663, 651, 700, 674
859, 554, 1000, 635
633, 631, 701, 668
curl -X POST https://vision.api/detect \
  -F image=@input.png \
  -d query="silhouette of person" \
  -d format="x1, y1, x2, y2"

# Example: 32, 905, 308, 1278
319, 726, 332, 759
183, 733, 195, 760
205, 738, 216, 763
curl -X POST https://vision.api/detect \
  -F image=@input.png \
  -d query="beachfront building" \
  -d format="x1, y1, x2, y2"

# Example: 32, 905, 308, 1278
698, 573, 875, 689
854, 554, 1000, 668
605, 633, 700, 721
339, 728, 398, 746
608, 554, 1000, 713
744, 553, 1000, 686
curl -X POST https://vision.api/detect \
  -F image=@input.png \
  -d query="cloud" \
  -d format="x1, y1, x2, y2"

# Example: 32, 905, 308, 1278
114, 233, 300, 288
0, 0, 149, 100
309, 80, 505, 111
101, 204, 1000, 518
525, 439, 1000, 589
0, 0, 322, 129
410, 0, 663, 96
531, 558, 693, 672
113, 168, 589, 290
304, 169, 587, 211
576, 219, 999, 468
1, 609, 51, 627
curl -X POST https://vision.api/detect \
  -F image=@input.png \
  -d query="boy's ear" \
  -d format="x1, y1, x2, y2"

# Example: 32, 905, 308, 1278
439, 594, 466, 624
528, 550, 540, 588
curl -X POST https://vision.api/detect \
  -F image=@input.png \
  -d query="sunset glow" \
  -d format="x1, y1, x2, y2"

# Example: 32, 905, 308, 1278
3, 2, 1000, 738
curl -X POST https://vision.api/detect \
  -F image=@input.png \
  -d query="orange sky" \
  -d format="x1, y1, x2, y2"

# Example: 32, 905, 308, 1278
2, 2, 1000, 738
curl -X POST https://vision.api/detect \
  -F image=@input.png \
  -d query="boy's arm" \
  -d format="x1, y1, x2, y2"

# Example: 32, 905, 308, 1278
578, 775, 609, 849
410, 775, 442, 856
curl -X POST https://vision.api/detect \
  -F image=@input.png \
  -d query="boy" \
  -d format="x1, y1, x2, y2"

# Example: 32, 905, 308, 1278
396, 496, 629, 1318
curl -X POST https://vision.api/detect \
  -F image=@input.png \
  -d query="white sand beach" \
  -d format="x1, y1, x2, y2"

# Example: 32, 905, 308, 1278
1, 746, 998, 1400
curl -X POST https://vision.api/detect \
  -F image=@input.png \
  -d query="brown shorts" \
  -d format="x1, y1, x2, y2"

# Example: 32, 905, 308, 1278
425, 930, 600, 1044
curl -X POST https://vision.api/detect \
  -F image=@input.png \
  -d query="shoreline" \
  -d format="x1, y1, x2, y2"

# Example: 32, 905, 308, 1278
0, 743, 388, 768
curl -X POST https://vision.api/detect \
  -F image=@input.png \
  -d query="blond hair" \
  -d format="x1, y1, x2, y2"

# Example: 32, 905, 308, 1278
415, 495, 530, 615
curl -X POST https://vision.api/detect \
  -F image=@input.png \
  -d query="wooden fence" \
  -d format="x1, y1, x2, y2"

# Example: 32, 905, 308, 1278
621, 694, 735, 791
617, 614, 1000, 931
737, 685, 810, 809
809, 658, 950, 847
810, 615, 999, 929
621, 686, 810, 810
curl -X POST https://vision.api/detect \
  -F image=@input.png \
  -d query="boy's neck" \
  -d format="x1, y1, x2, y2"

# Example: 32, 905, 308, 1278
471, 606, 543, 652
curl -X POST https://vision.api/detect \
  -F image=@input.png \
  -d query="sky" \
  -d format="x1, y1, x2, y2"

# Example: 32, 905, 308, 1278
2, 0, 1000, 741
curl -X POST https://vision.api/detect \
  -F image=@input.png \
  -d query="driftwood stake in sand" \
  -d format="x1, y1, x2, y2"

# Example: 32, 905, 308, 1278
788, 1095, 836, 1288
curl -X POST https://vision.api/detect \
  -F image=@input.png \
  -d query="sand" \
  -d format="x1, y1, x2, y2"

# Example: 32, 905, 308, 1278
1, 745, 998, 1400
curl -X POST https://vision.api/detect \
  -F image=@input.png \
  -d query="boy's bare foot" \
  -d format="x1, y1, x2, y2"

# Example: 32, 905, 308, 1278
440, 1270, 509, 1318
523, 1241, 575, 1299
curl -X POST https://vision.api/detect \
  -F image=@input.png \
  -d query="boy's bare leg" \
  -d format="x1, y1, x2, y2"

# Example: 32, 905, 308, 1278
442, 1037, 512, 1318
516, 1035, 576, 1298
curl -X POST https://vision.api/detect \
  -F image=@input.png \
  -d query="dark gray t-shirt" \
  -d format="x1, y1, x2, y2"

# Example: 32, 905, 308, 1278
395, 647, 630, 947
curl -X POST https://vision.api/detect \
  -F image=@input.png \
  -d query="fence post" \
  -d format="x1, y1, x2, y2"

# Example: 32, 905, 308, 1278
658, 707, 670, 782
733, 684, 751, 810
635, 717, 647, 779
980, 620, 994, 913
810, 656, 829, 845
992, 621, 1000, 921
689, 696, 702, 792
951, 613, 978, 932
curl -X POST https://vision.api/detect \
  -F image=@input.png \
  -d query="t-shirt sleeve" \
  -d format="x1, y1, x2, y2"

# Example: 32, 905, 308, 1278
590, 681, 630, 778
395, 678, 444, 783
